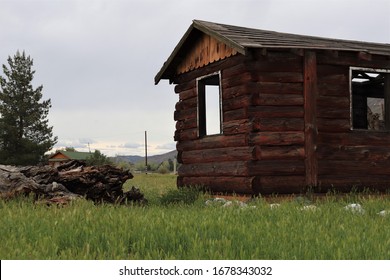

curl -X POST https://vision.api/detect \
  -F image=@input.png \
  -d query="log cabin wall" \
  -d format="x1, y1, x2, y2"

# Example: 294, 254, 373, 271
247, 50, 306, 194
316, 51, 390, 191
173, 49, 390, 194
174, 54, 256, 194
173, 50, 308, 194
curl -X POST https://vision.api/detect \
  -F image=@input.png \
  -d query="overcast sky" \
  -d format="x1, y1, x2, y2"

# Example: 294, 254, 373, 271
1, 0, 389, 156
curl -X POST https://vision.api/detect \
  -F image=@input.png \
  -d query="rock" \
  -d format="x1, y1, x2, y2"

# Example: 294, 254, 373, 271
205, 197, 251, 208
270, 203, 281, 209
344, 203, 365, 214
300, 205, 318, 211
377, 210, 390, 217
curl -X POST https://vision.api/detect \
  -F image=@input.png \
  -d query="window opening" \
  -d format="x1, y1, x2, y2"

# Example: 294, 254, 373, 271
197, 73, 222, 137
351, 68, 390, 131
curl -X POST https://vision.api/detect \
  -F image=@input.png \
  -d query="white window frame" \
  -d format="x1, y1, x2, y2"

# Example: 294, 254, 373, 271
349, 67, 390, 131
196, 71, 223, 137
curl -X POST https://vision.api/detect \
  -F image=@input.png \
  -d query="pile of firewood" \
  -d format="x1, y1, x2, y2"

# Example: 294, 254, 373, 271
0, 160, 146, 205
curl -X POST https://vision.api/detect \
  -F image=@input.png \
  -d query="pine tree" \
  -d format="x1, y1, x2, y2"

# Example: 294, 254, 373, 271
0, 51, 57, 165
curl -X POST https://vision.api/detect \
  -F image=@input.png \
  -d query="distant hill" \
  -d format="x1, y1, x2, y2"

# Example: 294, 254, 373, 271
113, 150, 177, 164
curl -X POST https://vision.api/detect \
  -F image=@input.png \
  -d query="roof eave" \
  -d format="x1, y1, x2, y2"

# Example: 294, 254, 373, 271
192, 20, 247, 55
154, 24, 196, 85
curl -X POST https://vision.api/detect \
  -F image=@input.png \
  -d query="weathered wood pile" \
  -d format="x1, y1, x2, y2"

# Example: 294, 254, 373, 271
0, 160, 146, 205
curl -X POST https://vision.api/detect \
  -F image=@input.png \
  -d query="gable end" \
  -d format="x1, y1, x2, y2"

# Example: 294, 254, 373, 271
176, 32, 238, 76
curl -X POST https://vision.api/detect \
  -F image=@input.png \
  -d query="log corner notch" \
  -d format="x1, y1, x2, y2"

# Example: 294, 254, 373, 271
304, 51, 318, 187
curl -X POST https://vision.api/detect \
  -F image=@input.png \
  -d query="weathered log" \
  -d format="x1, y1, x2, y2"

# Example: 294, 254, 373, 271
177, 176, 254, 194
317, 52, 390, 69
173, 107, 197, 121
179, 146, 256, 164
252, 93, 304, 106
318, 131, 390, 146
223, 120, 253, 135
248, 105, 304, 118
222, 72, 253, 89
1, 165, 45, 197
178, 161, 249, 177
176, 134, 248, 152
317, 145, 390, 161
256, 81, 303, 95
249, 56, 303, 73
223, 94, 253, 111
253, 118, 304, 132
248, 160, 305, 176
175, 97, 197, 111
317, 105, 350, 119
318, 160, 390, 176
178, 88, 197, 100
222, 83, 258, 99
223, 108, 248, 122
251, 72, 304, 83
255, 145, 305, 160
317, 118, 350, 132
317, 96, 350, 108
318, 174, 390, 192
0, 161, 146, 205
253, 175, 306, 194
174, 80, 196, 93
176, 118, 197, 130
249, 131, 305, 145
174, 128, 198, 141
0, 164, 81, 204
318, 83, 349, 97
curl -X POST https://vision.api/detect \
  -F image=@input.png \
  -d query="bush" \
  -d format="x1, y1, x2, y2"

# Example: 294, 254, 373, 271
157, 165, 170, 174
159, 187, 201, 205
86, 150, 112, 166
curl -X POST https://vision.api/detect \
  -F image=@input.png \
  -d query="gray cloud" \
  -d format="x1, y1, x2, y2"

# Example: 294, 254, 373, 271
121, 142, 143, 149
155, 143, 177, 151
1, 0, 389, 156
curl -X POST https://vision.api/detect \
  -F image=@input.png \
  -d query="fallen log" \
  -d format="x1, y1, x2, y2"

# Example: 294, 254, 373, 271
0, 160, 146, 205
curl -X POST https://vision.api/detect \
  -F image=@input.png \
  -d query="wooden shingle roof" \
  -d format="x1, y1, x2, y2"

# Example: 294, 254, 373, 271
155, 19, 390, 84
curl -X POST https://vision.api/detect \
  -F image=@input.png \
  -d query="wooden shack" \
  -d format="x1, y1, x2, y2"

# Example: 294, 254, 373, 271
48, 151, 91, 168
155, 20, 390, 194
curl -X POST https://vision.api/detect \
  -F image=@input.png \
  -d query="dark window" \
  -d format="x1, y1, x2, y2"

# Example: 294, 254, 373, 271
197, 73, 222, 137
351, 68, 390, 130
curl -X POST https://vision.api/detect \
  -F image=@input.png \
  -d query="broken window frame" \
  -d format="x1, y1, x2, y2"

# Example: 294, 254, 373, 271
197, 72, 223, 137
350, 67, 390, 131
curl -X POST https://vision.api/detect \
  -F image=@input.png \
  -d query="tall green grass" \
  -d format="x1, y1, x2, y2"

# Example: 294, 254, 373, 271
0, 173, 389, 259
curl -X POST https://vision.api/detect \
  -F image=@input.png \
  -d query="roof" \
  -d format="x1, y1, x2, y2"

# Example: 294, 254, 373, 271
48, 151, 92, 161
155, 19, 390, 84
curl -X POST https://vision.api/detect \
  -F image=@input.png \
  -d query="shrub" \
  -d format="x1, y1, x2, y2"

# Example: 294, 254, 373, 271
159, 187, 201, 205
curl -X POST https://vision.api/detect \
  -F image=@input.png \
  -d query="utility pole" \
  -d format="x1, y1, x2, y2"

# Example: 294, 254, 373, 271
144, 130, 148, 173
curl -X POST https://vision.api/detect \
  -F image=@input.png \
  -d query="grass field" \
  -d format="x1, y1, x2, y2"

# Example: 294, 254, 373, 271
1, 173, 390, 259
